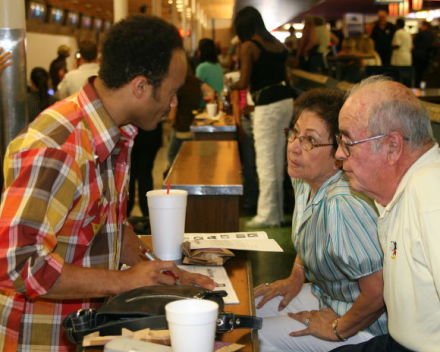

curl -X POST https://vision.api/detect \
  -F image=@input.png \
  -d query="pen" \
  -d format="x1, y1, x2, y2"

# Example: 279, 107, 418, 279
140, 248, 179, 282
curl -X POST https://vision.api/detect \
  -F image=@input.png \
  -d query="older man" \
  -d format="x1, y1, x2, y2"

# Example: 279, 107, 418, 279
332, 75, 439, 352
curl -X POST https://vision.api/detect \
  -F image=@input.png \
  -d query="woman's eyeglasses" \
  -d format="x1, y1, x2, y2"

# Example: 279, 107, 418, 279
284, 128, 335, 152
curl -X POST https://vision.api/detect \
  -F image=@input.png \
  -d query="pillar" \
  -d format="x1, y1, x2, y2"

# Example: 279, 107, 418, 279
114, 0, 128, 23
151, 0, 162, 17
0, 0, 27, 185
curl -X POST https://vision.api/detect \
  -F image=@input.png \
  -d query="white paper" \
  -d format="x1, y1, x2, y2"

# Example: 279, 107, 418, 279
184, 231, 268, 241
183, 232, 283, 252
178, 265, 239, 305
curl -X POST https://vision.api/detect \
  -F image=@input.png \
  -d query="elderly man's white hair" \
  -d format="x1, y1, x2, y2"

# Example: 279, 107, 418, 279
347, 75, 433, 150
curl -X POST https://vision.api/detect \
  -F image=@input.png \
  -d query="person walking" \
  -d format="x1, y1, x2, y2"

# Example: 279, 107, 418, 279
391, 18, 412, 66
49, 44, 70, 92
231, 6, 293, 227
412, 21, 434, 87
27, 67, 57, 121
370, 10, 395, 66
57, 40, 100, 98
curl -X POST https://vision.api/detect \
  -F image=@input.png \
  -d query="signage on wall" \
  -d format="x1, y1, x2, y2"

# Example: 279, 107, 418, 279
28, 1, 47, 22
66, 11, 79, 27
49, 7, 64, 25
374, 0, 403, 3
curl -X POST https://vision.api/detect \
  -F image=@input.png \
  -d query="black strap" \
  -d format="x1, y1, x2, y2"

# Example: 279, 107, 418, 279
250, 39, 265, 52
63, 309, 169, 345
63, 309, 262, 346
216, 312, 262, 332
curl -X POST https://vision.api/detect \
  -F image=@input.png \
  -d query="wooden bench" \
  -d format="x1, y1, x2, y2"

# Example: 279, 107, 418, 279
164, 140, 243, 232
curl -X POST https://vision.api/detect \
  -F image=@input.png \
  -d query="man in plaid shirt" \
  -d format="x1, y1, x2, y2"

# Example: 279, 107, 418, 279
0, 16, 214, 351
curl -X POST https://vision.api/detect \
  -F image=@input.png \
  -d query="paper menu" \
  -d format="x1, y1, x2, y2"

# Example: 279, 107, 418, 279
184, 232, 283, 252
184, 231, 269, 241
178, 265, 239, 305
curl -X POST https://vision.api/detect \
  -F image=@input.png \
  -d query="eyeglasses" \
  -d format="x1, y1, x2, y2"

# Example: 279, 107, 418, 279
284, 128, 335, 151
335, 133, 387, 157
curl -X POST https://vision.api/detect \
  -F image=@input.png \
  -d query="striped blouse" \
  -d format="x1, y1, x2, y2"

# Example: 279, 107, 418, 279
292, 170, 387, 336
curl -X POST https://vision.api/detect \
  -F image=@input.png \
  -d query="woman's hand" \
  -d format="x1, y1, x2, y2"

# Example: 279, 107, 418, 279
240, 104, 255, 115
254, 275, 304, 311
0, 48, 13, 76
288, 308, 339, 341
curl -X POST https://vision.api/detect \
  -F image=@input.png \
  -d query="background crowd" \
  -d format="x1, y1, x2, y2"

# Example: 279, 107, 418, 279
0, 6, 439, 352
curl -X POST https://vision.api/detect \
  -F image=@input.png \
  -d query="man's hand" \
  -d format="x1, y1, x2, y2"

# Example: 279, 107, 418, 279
288, 308, 339, 341
175, 267, 216, 290
124, 260, 179, 287
44, 259, 179, 300
125, 259, 216, 290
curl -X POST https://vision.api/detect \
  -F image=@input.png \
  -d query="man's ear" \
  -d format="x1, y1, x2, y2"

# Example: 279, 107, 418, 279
131, 76, 152, 99
386, 131, 404, 165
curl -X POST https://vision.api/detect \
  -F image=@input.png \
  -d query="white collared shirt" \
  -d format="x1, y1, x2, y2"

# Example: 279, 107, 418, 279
376, 144, 440, 352
57, 62, 100, 98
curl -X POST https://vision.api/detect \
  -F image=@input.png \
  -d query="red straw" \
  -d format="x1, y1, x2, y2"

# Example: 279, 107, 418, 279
166, 183, 171, 194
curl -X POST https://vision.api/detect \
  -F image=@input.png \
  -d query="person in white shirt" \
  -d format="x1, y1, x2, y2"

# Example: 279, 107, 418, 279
391, 18, 412, 66
57, 40, 100, 98
331, 75, 439, 352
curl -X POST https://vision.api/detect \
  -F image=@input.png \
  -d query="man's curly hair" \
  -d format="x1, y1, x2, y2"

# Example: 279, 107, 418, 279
99, 15, 183, 89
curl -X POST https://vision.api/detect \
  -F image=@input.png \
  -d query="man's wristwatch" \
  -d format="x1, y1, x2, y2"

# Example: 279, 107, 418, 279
332, 319, 347, 341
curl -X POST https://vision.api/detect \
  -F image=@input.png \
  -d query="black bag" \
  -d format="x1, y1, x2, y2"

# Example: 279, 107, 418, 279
63, 285, 262, 346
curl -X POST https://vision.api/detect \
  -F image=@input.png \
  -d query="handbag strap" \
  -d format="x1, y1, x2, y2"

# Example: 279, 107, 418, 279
63, 309, 169, 345
216, 312, 262, 332
63, 309, 262, 346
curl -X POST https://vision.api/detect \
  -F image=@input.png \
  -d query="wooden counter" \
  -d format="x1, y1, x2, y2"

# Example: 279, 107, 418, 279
190, 113, 237, 141
85, 238, 259, 351
164, 140, 243, 232
139, 237, 258, 351
412, 88, 440, 104
221, 253, 259, 351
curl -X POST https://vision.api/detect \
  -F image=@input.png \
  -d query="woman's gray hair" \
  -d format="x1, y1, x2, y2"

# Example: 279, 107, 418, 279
348, 75, 433, 150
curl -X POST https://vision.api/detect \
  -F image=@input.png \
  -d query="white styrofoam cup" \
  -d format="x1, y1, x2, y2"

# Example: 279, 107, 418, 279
146, 189, 187, 261
165, 299, 219, 352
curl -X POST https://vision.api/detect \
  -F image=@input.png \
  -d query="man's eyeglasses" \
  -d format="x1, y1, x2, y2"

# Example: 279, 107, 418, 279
284, 128, 335, 152
335, 133, 387, 157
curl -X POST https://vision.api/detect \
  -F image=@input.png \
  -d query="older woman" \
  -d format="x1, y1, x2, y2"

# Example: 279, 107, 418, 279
254, 88, 387, 352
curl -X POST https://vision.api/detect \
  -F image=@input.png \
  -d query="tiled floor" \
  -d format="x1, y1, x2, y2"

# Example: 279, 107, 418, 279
131, 122, 296, 285
241, 216, 296, 286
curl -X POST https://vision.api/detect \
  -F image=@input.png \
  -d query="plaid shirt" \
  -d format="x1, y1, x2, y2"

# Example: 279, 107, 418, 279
0, 78, 136, 351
